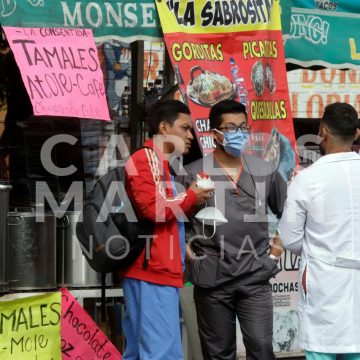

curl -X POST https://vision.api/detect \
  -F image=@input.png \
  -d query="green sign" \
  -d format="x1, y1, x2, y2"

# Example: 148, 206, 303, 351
2, 0, 360, 68
0, 0, 163, 42
284, 0, 360, 68
279, 0, 293, 40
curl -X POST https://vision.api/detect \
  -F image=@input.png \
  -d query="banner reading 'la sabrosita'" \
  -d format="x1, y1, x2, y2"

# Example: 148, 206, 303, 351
156, 0, 296, 176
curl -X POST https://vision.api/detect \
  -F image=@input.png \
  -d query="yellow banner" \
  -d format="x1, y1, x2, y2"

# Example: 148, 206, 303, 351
156, 0, 282, 34
0, 293, 62, 360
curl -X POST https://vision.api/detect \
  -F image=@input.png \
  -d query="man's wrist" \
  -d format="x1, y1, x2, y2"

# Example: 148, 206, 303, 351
185, 252, 196, 263
269, 237, 284, 257
269, 253, 280, 263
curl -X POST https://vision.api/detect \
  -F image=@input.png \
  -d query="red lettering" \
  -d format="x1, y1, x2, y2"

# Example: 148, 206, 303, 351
302, 70, 317, 83
307, 94, 323, 118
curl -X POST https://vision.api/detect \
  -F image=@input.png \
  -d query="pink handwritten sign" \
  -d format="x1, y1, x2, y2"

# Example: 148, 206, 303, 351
3, 27, 110, 121
61, 288, 121, 360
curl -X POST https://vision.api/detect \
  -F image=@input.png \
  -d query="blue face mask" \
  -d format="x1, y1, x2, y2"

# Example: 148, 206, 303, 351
216, 129, 249, 157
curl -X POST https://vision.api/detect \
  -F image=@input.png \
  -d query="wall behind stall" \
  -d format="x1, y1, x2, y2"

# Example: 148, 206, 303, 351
287, 68, 360, 157
287, 68, 360, 119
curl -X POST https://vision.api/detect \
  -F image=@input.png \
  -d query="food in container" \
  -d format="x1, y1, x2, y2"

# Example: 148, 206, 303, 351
196, 171, 214, 189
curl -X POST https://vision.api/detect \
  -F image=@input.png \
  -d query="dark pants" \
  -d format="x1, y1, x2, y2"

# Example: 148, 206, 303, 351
194, 282, 275, 360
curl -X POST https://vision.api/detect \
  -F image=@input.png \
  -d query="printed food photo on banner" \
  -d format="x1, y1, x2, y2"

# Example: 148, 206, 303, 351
186, 66, 235, 107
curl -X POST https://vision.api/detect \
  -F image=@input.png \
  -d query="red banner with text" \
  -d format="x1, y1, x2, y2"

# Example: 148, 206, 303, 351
156, 0, 296, 180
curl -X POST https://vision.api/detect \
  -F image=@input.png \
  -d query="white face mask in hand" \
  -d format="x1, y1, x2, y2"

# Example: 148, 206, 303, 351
194, 194, 228, 239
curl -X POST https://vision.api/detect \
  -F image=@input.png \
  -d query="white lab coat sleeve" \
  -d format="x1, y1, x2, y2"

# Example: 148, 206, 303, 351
278, 174, 309, 256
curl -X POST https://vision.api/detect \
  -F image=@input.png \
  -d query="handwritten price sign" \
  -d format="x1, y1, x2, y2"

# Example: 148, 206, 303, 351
3, 27, 110, 121
0, 292, 62, 360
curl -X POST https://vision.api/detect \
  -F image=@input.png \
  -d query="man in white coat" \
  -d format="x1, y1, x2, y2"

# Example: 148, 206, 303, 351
279, 102, 360, 360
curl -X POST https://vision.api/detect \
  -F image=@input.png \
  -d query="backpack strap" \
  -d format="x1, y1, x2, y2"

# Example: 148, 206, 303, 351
101, 273, 106, 323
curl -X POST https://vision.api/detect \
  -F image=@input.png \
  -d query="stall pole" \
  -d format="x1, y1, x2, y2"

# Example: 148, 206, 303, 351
130, 41, 145, 151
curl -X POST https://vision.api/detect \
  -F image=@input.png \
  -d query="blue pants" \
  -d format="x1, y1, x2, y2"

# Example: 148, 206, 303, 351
306, 352, 360, 360
122, 278, 183, 360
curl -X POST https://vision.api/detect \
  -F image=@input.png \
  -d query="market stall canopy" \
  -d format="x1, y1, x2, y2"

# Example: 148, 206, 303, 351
0, 0, 163, 42
2, 0, 359, 67
282, 0, 360, 69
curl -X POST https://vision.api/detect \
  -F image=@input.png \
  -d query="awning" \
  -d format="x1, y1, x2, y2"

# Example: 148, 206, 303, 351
0, 0, 163, 42
2, 0, 359, 68
282, 0, 360, 69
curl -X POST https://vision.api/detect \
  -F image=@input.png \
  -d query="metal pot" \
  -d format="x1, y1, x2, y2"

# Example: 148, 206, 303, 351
56, 212, 102, 287
8, 210, 56, 290
0, 181, 12, 293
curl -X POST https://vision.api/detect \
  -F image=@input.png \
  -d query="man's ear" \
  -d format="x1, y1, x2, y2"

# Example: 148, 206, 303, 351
355, 128, 360, 141
211, 129, 222, 143
158, 121, 167, 135
320, 126, 328, 140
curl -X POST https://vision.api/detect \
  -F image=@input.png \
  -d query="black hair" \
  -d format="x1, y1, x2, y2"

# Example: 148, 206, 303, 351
322, 102, 358, 142
147, 100, 190, 138
209, 99, 247, 129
